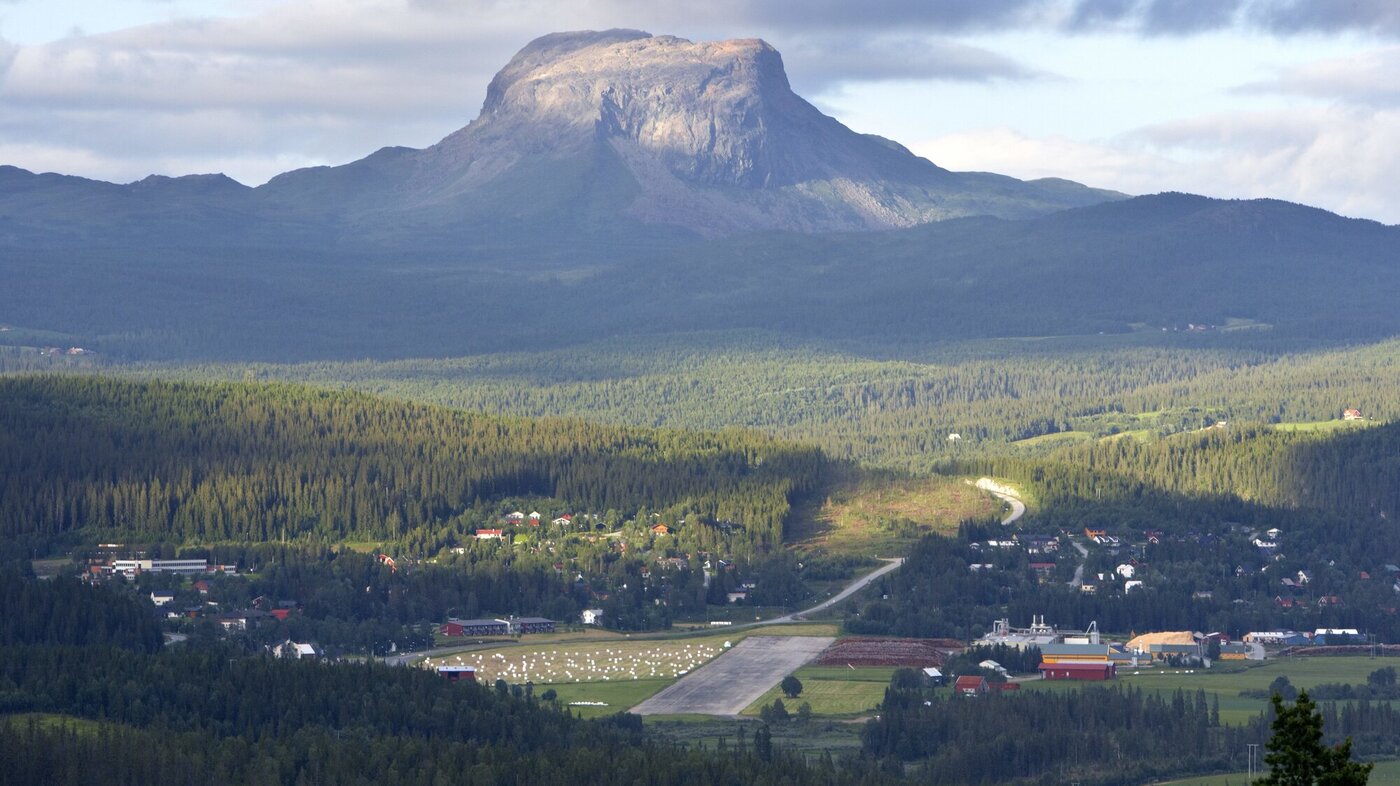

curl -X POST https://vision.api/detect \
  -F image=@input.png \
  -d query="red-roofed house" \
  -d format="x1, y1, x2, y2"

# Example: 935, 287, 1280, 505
955, 675, 989, 696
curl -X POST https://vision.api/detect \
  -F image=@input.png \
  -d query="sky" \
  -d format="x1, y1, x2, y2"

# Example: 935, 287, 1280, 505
1, 0, 1399, 222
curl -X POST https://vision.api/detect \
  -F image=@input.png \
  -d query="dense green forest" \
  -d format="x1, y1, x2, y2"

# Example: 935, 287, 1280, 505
89, 331, 1400, 472
0, 642, 873, 786
0, 571, 162, 652
0, 375, 823, 554
864, 675, 1400, 785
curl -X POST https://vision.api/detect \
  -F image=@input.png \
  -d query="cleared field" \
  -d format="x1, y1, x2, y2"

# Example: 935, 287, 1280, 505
790, 472, 997, 552
535, 680, 673, 719
424, 638, 726, 684
631, 636, 834, 716
742, 678, 886, 717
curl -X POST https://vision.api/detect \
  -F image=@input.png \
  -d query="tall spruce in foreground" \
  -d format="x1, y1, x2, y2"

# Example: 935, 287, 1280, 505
1261, 690, 1371, 786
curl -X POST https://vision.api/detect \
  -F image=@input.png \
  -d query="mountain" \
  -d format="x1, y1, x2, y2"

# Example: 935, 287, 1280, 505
1, 33, 1397, 362
0, 30, 1118, 247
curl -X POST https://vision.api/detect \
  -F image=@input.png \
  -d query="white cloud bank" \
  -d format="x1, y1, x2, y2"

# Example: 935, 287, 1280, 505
914, 103, 1400, 223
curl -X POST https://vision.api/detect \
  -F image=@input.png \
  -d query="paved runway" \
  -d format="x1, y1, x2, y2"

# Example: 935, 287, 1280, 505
630, 635, 834, 716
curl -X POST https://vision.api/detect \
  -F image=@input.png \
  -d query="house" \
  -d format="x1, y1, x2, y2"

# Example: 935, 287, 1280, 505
955, 675, 990, 696
581, 608, 604, 626
436, 665, 477, 683
922, 667, 947, 686
505, 511, 525, 523
726, 591, 748, 604
211, 610, 269, 632
1040, 662, 1116, 681
528, 511, 542, 525
1343, 408, 1363, 421
1124, 580, 1144, 592
150, 591, 176, 606
552, 515, 573, 527
1116, 564, 1136, 579
271, 640, 322, 660
650, 523, 671, 536
1296, 570, 1312, 585
1084, 528, 1106, 540
475, 529, 504, 540
1080, 582, 1098, 594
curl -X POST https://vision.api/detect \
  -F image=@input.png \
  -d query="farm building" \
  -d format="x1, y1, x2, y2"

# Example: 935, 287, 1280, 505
955, 675, 990, 696
1040, 662, 1116, 681
922, 667, 947, 686
436, 665, 477, 682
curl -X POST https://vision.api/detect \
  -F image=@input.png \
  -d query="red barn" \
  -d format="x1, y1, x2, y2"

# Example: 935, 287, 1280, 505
436, 666, 476, 683
1039, 662, 1116, 681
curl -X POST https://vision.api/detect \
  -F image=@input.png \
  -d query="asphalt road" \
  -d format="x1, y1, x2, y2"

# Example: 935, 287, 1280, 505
629, 635, 834, 716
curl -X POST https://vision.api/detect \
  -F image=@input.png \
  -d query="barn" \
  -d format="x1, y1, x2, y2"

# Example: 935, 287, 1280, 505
436, 665, 477, 682
1039, 662, 1116, 681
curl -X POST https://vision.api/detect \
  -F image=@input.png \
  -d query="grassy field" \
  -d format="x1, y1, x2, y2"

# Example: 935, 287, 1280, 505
790, 471, 998, 553
1157, 758, 1400, 786
1026, 656, 1400, 725
1273, 419, 1373, 433
741, 665, 895, 717
536, 680, 673, 719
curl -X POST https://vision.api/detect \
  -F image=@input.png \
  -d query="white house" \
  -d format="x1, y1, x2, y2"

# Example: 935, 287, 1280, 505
581, 608, 604, 626
150, 591, 176, 606
1115, 564, 1136, 579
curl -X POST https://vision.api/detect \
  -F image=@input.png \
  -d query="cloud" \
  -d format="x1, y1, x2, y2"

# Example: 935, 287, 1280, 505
779, 35, 1048, 93
913, 107, 1400, 224
1237, 47, 1400, 107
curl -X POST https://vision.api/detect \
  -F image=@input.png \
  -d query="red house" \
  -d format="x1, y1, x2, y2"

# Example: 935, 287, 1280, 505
955, 675, 990, 696
1039, 662, 1116, 681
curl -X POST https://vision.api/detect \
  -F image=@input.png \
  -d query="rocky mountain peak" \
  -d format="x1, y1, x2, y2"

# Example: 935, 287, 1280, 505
458, 30, 817, 188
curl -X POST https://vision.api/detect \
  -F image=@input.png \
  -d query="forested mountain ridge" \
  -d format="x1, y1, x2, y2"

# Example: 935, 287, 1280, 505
3, 191, 1397, 362
0, 375, 824, 551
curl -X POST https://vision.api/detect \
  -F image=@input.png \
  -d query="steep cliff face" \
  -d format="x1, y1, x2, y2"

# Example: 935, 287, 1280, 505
399, 29, 1120, 234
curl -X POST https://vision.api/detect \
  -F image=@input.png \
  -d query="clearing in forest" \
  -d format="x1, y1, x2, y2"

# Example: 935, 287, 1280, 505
790, 472, 998, 553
